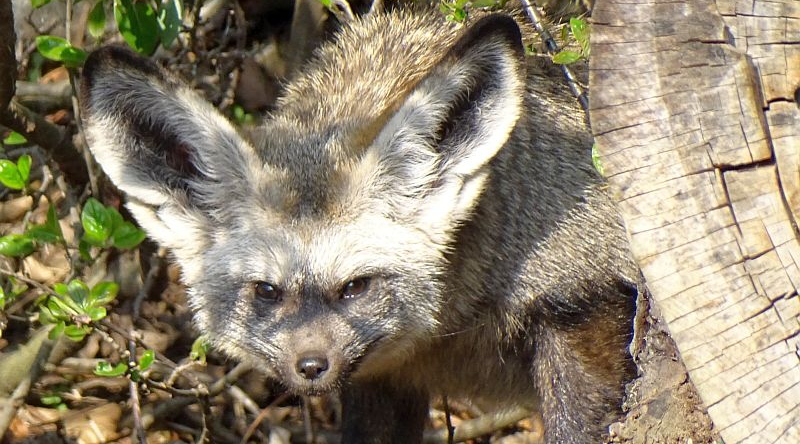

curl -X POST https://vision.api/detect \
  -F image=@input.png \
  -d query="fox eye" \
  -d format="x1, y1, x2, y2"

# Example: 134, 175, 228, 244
341, 277, 370, 300
254, 281, 282, 302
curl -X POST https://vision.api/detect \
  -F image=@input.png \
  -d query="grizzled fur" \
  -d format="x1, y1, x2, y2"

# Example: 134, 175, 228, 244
81, 8, 637, 444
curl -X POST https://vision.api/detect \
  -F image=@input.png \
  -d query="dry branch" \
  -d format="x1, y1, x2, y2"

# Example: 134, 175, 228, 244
0, 0, 88, 186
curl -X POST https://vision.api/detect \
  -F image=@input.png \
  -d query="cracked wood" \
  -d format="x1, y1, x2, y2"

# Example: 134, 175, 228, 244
590, 0, 800, 443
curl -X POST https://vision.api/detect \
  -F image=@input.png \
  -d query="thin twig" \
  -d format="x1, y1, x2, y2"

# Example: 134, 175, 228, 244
65, 0, 99, 195
422, 406, 534, 443
443, 395, 455, 444
239, 392, 292, 444
132, 248, 166, 319
0, 266, 59, 297
0, 0, 87, 183
129, 339, 147, 444
520, 0, 589, 114
302, 395, 315, 444
197, 396, 211, 444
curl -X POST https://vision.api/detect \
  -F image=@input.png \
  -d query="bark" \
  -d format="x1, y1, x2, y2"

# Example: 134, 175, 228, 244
589, 1, 800, 443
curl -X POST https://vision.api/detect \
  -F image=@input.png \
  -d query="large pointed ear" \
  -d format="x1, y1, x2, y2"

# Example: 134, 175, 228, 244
80, 46, 261, 254
367, 14, 526, 241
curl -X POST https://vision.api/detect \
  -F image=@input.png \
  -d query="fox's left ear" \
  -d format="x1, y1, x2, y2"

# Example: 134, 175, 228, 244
368, 14, 526, 241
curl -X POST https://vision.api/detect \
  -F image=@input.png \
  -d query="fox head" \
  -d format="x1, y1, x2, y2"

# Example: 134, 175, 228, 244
81, 13, 526, 394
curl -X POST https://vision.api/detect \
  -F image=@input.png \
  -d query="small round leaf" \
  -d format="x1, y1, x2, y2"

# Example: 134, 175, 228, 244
81, 198, 113, 245
0, 160, 25, 190
139, 350, 155, 371
95, 361, 128, 377
90, 281, 119, 306
66, 280, 91, 307
16, 155, 32, 184
35, 36, 87, 67
112, 222, 146, 249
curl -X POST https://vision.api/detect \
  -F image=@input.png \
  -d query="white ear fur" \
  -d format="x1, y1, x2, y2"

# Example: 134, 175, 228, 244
81, 46, 261, 252
366, 15, 526, 241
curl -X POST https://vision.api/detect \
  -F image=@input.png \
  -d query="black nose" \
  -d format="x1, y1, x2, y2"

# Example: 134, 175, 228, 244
295, 353, 329, 380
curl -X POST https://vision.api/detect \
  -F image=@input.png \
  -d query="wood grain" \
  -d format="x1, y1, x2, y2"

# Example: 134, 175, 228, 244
590, 0, 800, 442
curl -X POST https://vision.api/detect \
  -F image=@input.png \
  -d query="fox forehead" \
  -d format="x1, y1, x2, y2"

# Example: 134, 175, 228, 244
208, 212, 440, 288
246, 122, 378, 220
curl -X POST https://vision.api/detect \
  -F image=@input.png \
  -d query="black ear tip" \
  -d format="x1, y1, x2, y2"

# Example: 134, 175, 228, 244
457, 13, 524, 55
83, 45, 162, 81
81, 46, 166, 112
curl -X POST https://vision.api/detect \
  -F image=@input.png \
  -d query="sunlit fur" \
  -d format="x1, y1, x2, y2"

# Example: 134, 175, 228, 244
81, 8, 637, 444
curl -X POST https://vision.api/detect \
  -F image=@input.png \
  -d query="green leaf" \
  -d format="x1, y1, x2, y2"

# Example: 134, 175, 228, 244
0, 287, 5, 310
552, 50, 582, 65
2, 131, 27, 145
53, 282, 68, 296
114, 0, 160, 55
39, 303, 58, 324
40, 395, 62, 406
35, 36, 87, 68
139, 350, 155, 371
190, 336, 209, 362
591, 143, 604, 176
9, 278, 27, 297
27, 225, 60, 243
50, 293, 81, 316
63, 324, 91, 341
16, 154, 32, 185
81, 198, 112, 245
66, 279, 90, 307
157, 0, 183, 48
27, 204, 63, 244
95, 361, 128, 377
88, 1, 107, 39
31, 0, 54, 8
232, 105, 254, 125
107, 207, 124, 231
48, 321, 65, 339
0, 160, 25, 190
471, 0, 500, 8
112, 222, 146, 249
0, 234, 35, 257
570, 17, 589, 47
450, 9, 467, 22
89, 281, 119, 306
78, 238, 93, 261
46, 203, 60, 231
85, 305, 107, 321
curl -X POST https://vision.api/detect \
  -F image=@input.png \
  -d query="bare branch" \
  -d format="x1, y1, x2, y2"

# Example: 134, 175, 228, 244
0, 0, 88, 185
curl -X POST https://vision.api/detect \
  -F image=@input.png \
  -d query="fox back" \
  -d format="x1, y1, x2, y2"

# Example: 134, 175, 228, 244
81, 8, 637, 444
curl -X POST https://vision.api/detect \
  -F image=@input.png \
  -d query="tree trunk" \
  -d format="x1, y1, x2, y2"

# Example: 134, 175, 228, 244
589, 1, 800, 443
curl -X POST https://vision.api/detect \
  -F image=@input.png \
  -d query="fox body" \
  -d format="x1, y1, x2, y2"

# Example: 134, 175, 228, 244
81, 7, 637, 444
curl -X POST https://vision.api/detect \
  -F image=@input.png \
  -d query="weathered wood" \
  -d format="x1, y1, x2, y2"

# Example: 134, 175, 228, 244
590, 0, 800, 443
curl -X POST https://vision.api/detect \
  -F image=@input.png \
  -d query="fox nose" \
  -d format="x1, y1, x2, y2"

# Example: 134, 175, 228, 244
295, 353, 330, 380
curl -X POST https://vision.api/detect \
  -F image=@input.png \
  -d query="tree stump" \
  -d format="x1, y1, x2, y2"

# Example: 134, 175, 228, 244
590, 1, 800, 443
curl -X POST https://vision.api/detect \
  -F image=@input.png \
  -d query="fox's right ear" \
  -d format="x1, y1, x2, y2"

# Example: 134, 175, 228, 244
81, 46, 260, 255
